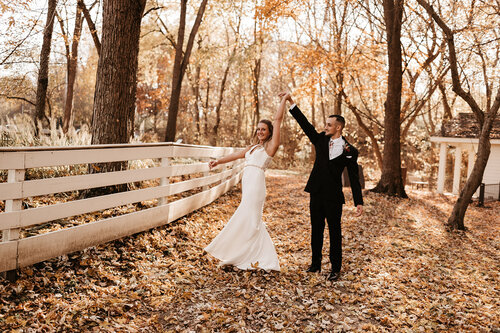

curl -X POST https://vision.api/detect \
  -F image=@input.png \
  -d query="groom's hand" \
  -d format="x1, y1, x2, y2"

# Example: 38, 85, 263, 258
355, 205, 363, 217
278, 91, 294, 104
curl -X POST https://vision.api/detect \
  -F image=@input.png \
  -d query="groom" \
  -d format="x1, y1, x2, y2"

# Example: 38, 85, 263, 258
281, 92, 363, 281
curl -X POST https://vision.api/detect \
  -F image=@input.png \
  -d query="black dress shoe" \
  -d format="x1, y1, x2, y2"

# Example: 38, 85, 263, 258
328, 271, 340, 281
306, 265, 321, 273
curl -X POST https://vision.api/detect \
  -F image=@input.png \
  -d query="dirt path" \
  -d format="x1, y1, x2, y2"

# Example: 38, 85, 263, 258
1, 170, 498, 332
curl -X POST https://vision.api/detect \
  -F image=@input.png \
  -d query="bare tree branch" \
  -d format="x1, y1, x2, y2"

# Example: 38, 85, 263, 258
143, 6, 165, 18
0, 95, 36, 106
0, 14, 41, 65
416, 0, 484, 123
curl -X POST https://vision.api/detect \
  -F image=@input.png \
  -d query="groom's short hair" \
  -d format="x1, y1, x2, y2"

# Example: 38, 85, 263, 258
328, 115, 345, 129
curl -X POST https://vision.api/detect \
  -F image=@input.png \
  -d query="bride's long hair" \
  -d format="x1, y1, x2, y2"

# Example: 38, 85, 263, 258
251, 119, 274, 145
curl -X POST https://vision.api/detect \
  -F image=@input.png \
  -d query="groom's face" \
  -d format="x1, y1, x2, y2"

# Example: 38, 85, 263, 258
325, 118, 342, 137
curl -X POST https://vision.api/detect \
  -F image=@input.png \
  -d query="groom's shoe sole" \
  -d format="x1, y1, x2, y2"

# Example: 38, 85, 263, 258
306, 266, 321, 273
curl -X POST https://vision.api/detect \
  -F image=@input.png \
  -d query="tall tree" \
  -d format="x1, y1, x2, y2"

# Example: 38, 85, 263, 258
90, 0, 146, 147
34, 0, 58, 133
164, 0, 209, 142
211, 7, 241, 146
250, 16, 263, 132
371, 0, 407, 197
56, 3, 84, 134
417, 0, 500, 230
186, 37, 204, 139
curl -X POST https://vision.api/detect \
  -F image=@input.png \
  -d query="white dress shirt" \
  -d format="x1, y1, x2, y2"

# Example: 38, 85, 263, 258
329, 136, 345, 160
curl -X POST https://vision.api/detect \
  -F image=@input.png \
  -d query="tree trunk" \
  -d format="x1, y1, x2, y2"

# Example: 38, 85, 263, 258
438, 83, 453, 120
251, 56, 261, 130
371, 0, 407, 198
90, 0, 146, 180
447, 115, 494, 230
237, 82, 243, 140
63, 4, 84, 133
333, 71, 343, 116
212, 60, 232, 146
250, 16, 263, 132
212, 19, 240, 146
165, 0, 187, 142
192, 64, 201, 134
164, 0, 208, 142
204, 78, 210, 137
311, 92, 316, 127
319, 73, 327, 126
34, 0, 58, 133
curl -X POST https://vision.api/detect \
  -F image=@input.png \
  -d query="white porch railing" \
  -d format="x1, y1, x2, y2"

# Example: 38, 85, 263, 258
0, 143, 244, 274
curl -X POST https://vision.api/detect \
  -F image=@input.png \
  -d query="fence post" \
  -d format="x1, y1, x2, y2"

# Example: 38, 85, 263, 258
158, 157, 170, 206
202, 157, 210, 191
478, 183, 485, 207
222, 148, 236, 184
2, 168, 25, 282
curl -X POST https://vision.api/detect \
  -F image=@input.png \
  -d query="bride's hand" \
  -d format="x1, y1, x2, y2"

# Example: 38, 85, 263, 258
208, 160, 218, 169
278, 91, 293, 103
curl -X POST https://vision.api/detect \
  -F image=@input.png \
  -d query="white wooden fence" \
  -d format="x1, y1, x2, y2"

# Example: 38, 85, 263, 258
0, 143, 244, 274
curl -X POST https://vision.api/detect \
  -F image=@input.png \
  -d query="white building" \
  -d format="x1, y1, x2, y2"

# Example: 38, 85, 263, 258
430, 113, 500, 200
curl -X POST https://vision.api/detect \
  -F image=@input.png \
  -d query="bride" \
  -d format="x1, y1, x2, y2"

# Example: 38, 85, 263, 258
204, 93, 289, 271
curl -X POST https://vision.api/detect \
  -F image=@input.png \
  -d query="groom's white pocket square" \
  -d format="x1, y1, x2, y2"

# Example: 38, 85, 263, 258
346, 156, 353, 158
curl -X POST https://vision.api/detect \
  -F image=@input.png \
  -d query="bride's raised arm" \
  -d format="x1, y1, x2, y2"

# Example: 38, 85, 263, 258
266, 92, 288, 157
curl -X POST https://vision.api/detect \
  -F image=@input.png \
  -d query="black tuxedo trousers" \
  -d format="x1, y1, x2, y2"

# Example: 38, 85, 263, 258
310, 193, 343, 272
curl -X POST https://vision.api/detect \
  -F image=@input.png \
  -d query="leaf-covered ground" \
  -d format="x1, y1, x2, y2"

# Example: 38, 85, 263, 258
1, 170, 499, 332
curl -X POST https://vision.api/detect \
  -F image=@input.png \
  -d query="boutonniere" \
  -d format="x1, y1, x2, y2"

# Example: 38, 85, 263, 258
343, 144, 351, 153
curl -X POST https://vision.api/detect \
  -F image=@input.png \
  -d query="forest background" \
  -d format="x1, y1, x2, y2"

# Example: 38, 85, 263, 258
0, 0, 498, 221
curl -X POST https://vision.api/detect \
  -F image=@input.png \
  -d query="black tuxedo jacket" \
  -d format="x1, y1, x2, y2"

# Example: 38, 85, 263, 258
290, 105, 363, 206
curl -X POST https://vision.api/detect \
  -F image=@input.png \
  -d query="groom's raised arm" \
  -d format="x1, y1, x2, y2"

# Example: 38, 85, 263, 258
289, 105, 321, 144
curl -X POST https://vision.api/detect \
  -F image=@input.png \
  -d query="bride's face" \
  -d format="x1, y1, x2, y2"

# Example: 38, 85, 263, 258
256, 123, 271, 142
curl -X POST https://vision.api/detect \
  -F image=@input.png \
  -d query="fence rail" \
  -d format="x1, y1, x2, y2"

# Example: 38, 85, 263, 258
0, 142, 244, 277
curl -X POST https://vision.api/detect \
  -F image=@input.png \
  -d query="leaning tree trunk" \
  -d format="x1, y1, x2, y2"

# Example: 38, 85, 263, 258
34, 0, 58, 134
371, 0, 407, 198
164, 0, 208, 142
211, 61, 232, 146
164, 0, 187, 143
78, 0, 101, 56
89, 0, 146, 191
212, 39, 237, 146
447, 116, 494, 229
62, 4, 84, 134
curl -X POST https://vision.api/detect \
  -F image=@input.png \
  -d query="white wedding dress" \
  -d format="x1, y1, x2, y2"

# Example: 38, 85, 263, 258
204, 145, 280, 271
